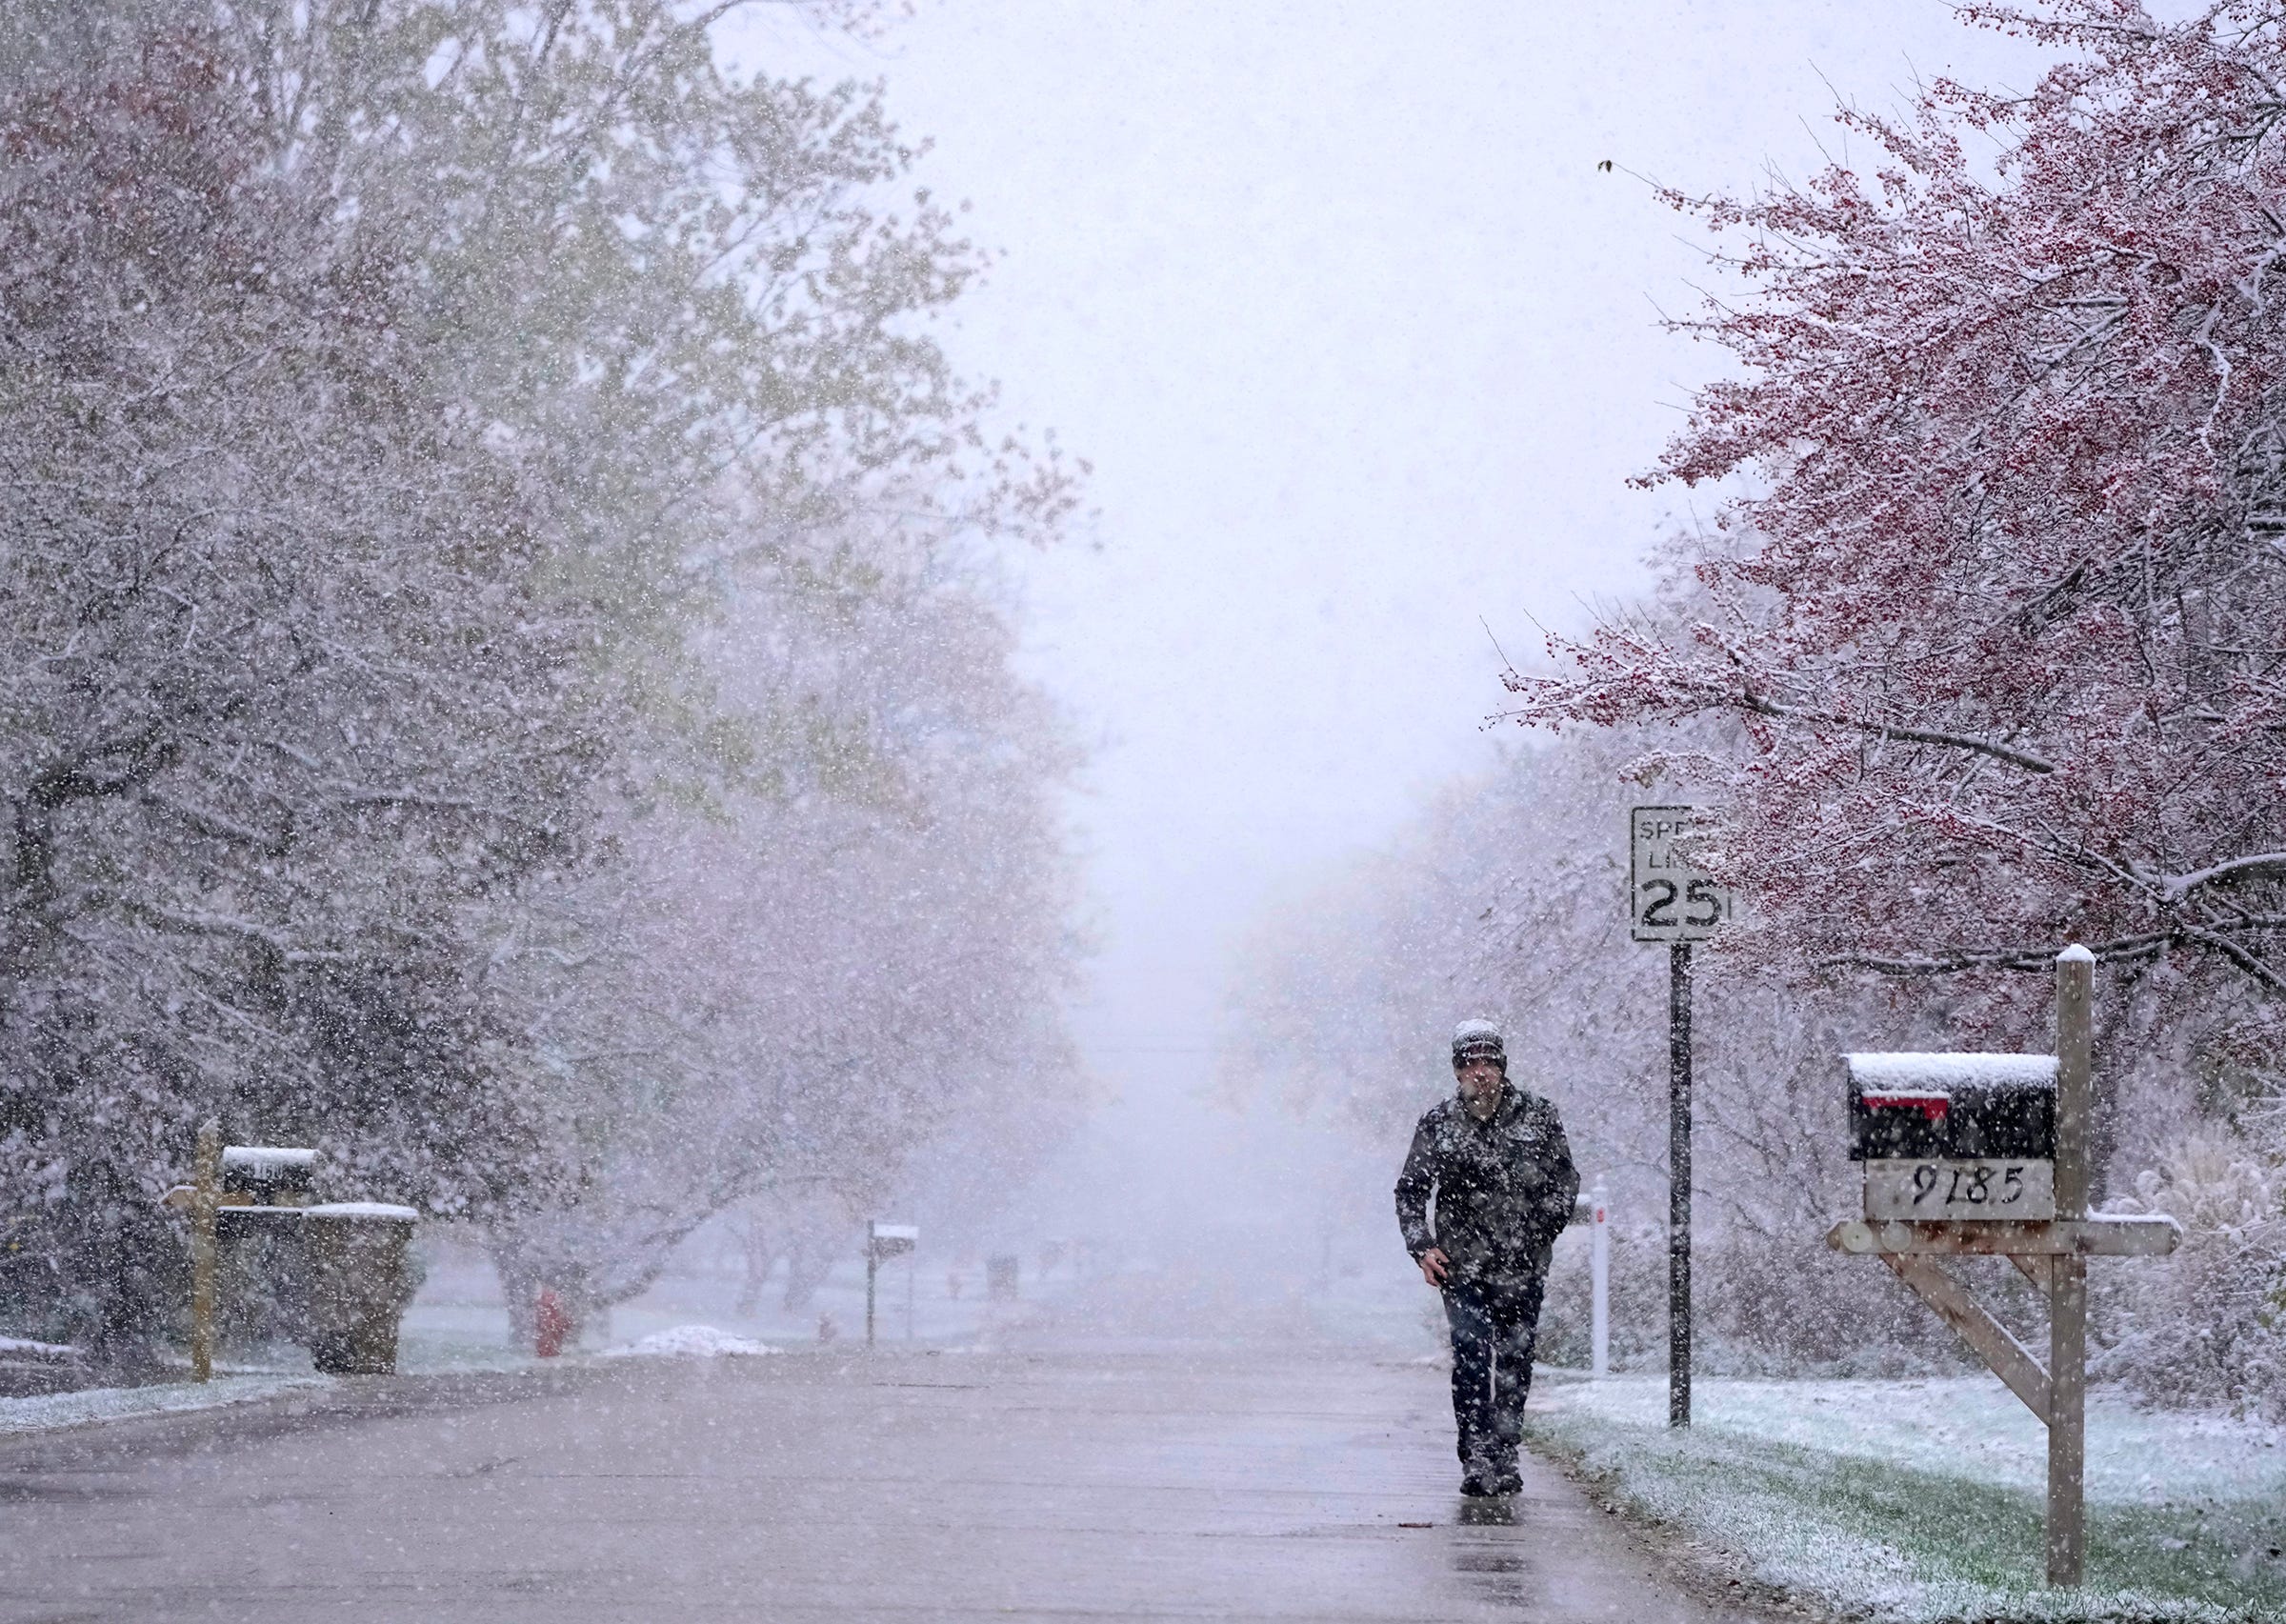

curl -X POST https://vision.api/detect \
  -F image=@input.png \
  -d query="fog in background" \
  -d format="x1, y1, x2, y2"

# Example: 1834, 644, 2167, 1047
721, 3, 2054, 1306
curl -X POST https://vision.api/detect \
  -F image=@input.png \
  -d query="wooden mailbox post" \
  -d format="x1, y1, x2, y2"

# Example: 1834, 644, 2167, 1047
1825, 946, 2179, 1588
188, 1120, 222, 1382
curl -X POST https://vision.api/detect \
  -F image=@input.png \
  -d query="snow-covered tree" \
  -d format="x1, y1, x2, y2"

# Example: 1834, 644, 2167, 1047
1507, 2, 2286, 1022
0, 29, 615, 1359
487, 525, 1082, 1333
0, 4, 1087, 1363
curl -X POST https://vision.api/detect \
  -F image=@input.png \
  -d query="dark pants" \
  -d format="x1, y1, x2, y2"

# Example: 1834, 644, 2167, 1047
1442, 1273, 1546, 1470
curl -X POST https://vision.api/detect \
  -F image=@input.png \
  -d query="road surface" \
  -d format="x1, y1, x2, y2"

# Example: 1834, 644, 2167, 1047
1, 1283, 1746, 1622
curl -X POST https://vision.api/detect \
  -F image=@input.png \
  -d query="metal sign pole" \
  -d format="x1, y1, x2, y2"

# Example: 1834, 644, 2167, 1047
1668, 941, 1693, 1428
2049, 947, 2094, 1587
1630, 805, 1721, 1431
866, 1245, 878, 1348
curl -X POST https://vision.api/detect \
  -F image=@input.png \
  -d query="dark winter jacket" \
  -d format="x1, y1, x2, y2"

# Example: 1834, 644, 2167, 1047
1394, 1086, 1578, 1284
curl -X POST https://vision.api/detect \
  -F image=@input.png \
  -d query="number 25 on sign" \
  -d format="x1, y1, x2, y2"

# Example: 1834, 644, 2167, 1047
1630, 805, 1729, 942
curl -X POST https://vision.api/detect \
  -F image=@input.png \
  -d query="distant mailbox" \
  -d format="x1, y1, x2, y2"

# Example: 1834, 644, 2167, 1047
868, 1221, 918, 1259
1847, 1053, 2056, 1221
864, 1221, 920, 1347
985, 1253, 1019, 1301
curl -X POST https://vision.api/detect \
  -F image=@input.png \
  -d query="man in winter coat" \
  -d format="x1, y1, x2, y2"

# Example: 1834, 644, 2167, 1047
1394, 1018, 1578, 1496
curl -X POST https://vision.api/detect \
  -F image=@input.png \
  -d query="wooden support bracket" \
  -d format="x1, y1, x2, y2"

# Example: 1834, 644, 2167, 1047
1826, 1215, 2181, 1258
2009, 1253, 2053, 1291
1880, 1253, 2051, 1424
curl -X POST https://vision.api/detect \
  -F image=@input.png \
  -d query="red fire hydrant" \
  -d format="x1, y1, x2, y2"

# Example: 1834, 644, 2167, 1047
534, 1287, 570, 1358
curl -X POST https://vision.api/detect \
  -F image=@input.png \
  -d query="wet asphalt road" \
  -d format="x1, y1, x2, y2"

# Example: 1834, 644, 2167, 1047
1, 1285, 1745, 1623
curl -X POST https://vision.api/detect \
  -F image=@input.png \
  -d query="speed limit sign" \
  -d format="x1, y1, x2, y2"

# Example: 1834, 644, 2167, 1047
1630, 805, 1729, 943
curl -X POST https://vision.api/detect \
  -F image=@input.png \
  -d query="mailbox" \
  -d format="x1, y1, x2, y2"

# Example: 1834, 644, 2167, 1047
865, 1221, 919, 1345
1846, 1053, 2056, 1220
220, 1146, 317, 1208
868, 1221, 918, 1259
986, 1254, 1020, 1301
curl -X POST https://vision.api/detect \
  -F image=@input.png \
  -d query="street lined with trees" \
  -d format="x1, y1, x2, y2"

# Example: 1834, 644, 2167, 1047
5, 3, 2283, 1618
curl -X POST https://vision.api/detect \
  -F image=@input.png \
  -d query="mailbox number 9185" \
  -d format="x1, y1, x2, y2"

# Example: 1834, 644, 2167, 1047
1865, 1157, 2055, 1221
1911, 1163, 2024, 1208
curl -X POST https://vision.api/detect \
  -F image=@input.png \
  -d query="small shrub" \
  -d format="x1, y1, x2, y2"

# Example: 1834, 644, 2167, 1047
2096, 1127, 2286, 1419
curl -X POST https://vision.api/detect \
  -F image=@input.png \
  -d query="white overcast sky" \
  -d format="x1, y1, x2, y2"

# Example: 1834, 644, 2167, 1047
720, 2, 2056, 1243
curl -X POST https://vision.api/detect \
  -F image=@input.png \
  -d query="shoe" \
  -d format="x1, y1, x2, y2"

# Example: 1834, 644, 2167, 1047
1458, 1470, 1497, 1497
1490, 1464, 1522, 1494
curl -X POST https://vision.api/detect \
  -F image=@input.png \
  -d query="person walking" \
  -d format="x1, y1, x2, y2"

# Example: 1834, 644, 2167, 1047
1394, 1019, 1578, 1496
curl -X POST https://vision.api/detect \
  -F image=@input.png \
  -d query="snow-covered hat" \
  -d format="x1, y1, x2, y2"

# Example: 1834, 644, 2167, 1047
1452, 1019, 1505, 1068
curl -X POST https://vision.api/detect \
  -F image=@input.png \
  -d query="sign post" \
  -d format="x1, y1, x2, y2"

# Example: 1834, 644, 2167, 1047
1667, 936, 1691, 1426
1629, 806, 1728, 1428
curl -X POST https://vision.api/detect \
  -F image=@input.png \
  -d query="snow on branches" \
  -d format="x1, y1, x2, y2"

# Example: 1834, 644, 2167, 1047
1508, 1, 2286, 1013
0, 5, 1085, 1358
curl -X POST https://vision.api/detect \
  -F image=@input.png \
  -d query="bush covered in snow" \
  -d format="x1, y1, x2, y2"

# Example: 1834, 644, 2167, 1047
601, 1325, 780, 1361
2097, 1128, 2286, 1419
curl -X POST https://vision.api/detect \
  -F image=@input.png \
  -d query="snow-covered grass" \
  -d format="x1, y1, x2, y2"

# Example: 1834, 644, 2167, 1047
1528, 1373, 2286, 1623
601, 1324, 779, 1359
0, 1334, 79, 1362
396, 1231, 1095, 1370
0, 1373, 325, 1437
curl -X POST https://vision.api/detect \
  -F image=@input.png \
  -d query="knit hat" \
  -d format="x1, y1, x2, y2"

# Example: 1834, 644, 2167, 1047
1451, 1019, 1506, 1069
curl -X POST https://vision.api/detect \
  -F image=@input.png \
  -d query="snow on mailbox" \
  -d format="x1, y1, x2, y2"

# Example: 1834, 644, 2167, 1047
868, 1221, 918, 1258
220, 1145, 317, 1208
1848, 1053, 2056, 1221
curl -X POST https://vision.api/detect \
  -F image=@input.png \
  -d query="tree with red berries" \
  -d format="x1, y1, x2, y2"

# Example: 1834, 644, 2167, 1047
1509, 3, 2286, 1035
